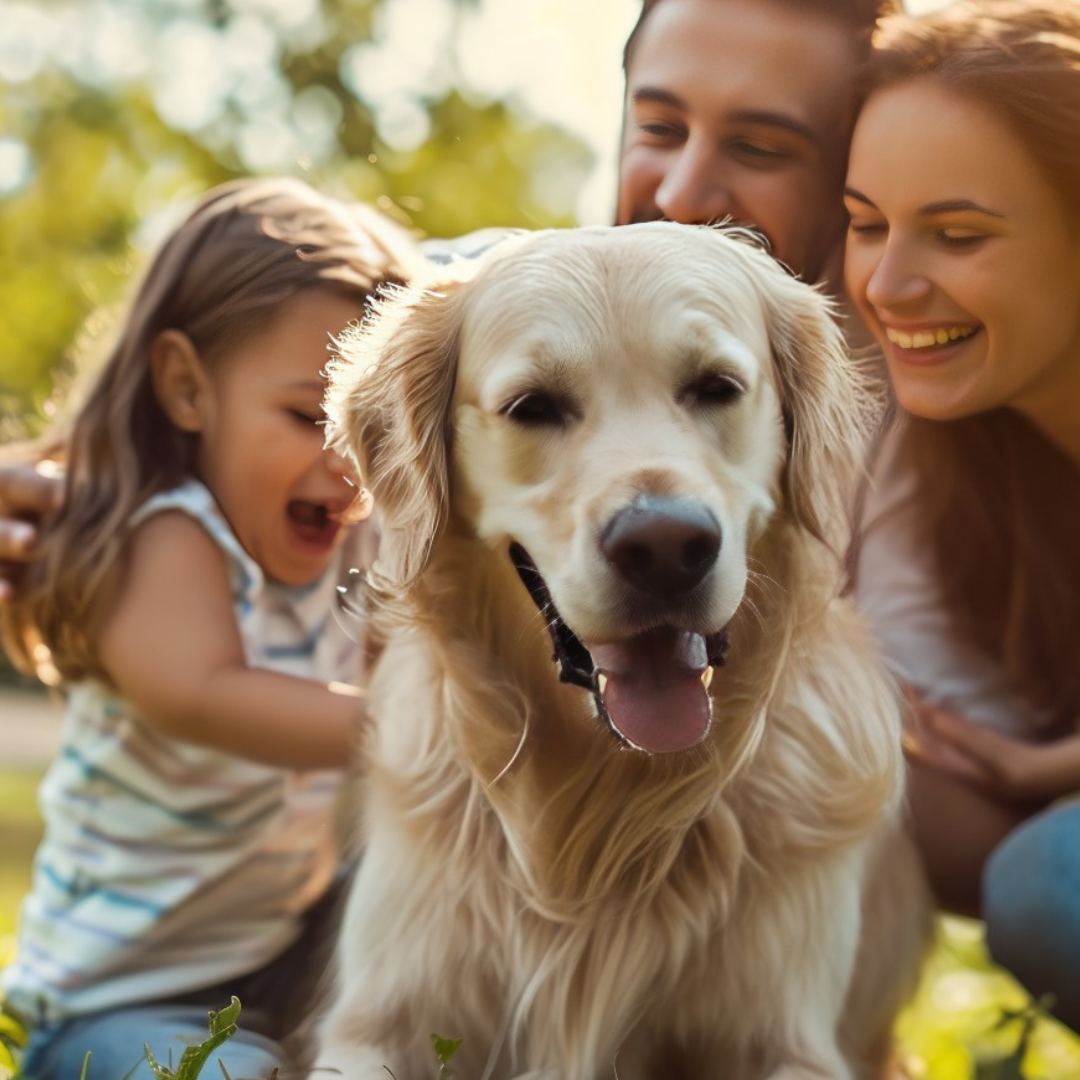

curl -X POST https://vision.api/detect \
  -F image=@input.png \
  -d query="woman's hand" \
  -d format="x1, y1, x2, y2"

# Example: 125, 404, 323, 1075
905, 690, 1080, 806
0, 460, 63, 603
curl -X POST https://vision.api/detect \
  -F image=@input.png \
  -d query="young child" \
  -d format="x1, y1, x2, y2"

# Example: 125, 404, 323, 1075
1, 177, 421, 1079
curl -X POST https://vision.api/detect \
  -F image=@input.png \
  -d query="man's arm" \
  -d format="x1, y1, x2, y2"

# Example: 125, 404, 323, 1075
98, 511, 366, 770
0, 460, 64, 603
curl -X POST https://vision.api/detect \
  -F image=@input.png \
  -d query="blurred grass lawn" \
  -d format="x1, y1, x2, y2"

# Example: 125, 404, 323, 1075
3, 764, 1080, 1079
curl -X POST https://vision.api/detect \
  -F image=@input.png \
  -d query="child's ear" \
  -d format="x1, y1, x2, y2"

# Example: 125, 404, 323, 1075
151, 330, 210, 432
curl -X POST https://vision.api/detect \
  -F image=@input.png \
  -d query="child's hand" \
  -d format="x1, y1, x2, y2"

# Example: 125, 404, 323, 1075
904, 691, 1080, 806
0, 460, 64, 603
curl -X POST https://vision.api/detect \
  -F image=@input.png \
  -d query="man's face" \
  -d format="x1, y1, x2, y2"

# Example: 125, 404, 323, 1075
617, 0, 862, 283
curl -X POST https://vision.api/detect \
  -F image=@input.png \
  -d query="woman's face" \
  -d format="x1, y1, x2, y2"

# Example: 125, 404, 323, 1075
844, 78, 1080, 427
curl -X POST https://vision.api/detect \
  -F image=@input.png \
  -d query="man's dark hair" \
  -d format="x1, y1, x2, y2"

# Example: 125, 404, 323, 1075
622, 0, 903, 69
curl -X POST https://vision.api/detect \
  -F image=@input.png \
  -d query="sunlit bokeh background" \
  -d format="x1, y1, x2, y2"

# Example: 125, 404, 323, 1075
0, 0, 959, 433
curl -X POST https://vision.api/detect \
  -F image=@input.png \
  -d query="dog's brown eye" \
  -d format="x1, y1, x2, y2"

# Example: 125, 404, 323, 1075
682, 373, 745, 408
501, 392, 572, 427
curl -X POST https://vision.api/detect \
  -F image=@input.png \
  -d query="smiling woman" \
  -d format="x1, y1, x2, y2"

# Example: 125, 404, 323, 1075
845, 0, 1080, 1035
845, 80, 1080, 428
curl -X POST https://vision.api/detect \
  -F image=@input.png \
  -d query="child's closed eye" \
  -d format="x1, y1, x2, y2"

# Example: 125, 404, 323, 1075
288, 408, 324, 426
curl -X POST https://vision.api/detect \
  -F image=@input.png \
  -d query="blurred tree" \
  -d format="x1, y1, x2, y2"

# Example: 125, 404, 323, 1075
0, 0, 592, 438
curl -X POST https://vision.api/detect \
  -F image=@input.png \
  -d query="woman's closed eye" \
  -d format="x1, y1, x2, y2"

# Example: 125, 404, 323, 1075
936, 227, 990, 248
847, 217, 887, 238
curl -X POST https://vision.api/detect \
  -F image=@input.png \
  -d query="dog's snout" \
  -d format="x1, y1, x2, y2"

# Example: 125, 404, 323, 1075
601, 497, 721, 595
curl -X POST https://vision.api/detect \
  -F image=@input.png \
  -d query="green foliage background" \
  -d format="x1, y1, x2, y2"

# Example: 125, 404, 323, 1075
0, 0, 593, 440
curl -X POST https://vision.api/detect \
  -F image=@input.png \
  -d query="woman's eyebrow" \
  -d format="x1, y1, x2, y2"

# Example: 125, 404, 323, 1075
919, 198, 1006, 218
843, 186, 876, 207
843, 188, 1007, 221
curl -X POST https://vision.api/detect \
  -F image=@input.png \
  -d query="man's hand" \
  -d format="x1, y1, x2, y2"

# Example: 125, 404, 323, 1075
0, 460, 64, 603
904, 690, 1080, 806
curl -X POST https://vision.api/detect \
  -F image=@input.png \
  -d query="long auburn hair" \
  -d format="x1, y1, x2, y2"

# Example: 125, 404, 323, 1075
4, 176, 420, 683
865, 0, 1080, 724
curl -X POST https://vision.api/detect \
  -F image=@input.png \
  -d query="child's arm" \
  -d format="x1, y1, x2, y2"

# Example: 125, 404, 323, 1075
98, 511, 366, 770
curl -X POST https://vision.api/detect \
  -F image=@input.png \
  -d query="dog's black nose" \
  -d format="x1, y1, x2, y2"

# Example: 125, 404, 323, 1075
601, 497, 721, 595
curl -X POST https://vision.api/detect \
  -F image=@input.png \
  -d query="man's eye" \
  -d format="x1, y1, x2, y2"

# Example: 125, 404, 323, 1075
729, 140, 791, 163
637, 119, 684, 141
289, 409, 323, 426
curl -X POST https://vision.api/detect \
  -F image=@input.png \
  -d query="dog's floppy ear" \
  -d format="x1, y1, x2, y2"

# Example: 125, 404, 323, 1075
754, 268, 878, 552
325, 270, 473, 587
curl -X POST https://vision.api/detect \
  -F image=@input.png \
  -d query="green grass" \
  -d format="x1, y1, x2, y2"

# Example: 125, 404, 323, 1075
1, 767, 43, 1078
0, 770, 42, 961
899, 917, 1080, 1079
3, 763, 1080, 1079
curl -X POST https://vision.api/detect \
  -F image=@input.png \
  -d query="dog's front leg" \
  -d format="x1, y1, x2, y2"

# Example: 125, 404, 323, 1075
306, 1039, 402, 1080
759, 855, 867, 1080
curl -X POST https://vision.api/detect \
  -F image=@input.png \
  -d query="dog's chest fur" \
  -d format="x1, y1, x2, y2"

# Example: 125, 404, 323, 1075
341, 533, 885, 1080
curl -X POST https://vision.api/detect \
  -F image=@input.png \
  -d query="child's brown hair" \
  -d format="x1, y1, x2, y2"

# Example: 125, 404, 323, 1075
5, 176, 421, 682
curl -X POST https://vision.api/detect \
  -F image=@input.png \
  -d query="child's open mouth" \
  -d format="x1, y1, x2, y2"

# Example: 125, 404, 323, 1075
286, 500, 341, 547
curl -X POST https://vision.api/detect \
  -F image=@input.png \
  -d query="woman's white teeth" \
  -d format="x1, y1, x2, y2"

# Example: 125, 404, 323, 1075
886, 326, 974, 350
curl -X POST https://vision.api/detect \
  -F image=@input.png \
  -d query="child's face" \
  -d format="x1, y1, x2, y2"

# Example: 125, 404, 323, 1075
195, 289, 364, 586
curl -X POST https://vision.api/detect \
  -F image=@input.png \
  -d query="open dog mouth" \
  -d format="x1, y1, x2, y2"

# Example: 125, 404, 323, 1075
510, 542, 729, 754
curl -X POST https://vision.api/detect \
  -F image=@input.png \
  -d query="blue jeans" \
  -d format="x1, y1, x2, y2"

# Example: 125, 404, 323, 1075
18, 870, 350, 1079
20, 1004, 283, 1080
983, 800, 1080, 1033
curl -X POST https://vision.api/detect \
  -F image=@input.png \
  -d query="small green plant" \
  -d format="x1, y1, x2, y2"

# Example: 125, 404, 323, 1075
142, 998, 243, 1080
430, 1033, 461, 1079
973, 999, 1052, 1080
0, 1000, 28, 1078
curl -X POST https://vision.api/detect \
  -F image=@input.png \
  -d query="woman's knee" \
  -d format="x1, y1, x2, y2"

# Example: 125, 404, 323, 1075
983, 804, 1080, 1029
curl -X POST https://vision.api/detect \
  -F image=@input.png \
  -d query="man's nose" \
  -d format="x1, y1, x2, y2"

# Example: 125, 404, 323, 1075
654, 141, 736, 225
865, 238, 932, 309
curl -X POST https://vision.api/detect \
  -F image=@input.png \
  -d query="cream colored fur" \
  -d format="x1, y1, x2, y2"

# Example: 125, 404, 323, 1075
310, 223, 926, 1080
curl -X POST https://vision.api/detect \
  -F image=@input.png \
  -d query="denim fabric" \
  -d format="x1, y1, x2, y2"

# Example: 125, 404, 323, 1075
16, 865, 351, 1079
984, 801, 1080, 1033
20, 1005, 283, 1080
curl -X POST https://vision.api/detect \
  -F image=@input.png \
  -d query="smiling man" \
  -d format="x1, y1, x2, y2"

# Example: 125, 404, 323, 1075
617, 0, 898, 290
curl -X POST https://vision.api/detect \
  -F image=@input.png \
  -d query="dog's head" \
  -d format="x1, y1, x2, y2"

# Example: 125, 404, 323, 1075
327, 223, 871, 754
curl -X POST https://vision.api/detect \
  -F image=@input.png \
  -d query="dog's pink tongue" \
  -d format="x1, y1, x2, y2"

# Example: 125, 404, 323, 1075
590, 629, 712, 754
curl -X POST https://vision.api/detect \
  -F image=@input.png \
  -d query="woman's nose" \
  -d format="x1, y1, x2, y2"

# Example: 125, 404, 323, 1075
865, 239, 932, 309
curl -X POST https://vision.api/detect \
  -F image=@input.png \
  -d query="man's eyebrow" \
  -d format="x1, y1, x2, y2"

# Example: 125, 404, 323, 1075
631, 86, 687, 111
729, 109, 817, 144
631, 89, 817, 143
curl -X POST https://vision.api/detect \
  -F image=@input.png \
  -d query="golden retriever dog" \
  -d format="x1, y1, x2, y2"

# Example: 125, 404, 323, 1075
310, 223, 924, 1080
